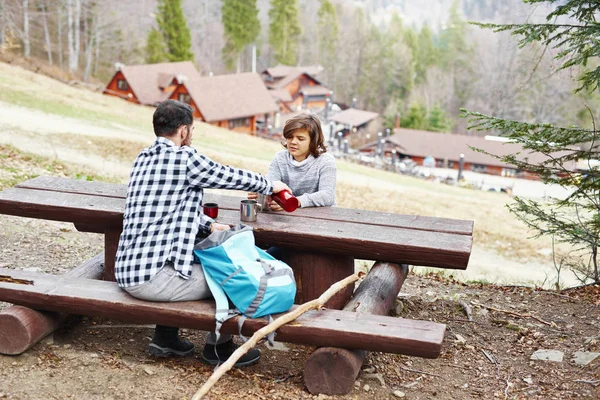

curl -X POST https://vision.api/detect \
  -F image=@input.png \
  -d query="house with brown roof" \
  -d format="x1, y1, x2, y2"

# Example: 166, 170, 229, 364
261, 65, 330, 112
359, 128, 576, 179
329, 108, 379, 131
169, 72, 279, 134
103, 61, 202, 105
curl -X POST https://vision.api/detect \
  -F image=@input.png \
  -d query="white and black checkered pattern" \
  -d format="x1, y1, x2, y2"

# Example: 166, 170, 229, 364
115, 136, 273, 288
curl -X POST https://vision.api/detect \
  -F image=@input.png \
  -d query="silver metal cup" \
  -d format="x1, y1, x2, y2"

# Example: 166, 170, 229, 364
240, 199, 258, 222
257, 193, 269, 212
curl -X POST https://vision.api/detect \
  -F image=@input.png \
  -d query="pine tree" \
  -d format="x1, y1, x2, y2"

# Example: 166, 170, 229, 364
222, 0, 260, 71
463, 0, 600, 285
145, 27, 167, 63
268, 0, 302, 66
154, 0, 194, 62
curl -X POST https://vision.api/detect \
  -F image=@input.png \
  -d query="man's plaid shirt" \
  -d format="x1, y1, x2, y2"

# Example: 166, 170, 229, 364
115, 136, 273, 288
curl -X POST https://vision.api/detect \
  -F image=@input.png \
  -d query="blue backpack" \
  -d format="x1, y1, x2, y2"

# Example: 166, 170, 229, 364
193, 224, 296, 341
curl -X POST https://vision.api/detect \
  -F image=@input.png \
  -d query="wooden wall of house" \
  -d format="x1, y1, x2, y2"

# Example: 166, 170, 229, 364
209, 116, 256, 135
169, 85, 205, 121
104, 71, 138, 103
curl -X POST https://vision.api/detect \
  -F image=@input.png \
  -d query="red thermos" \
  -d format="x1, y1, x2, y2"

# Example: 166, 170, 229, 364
272, 189, 299, 212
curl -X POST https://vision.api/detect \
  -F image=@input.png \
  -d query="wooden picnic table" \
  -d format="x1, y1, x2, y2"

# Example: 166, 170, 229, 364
0, 176, 474, 395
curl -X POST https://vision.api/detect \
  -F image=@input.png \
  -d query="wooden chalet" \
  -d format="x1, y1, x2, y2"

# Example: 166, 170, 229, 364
103, 61, 202, 105
261, 65, 330, 112
359, 128, 576, 178
330, 108, 379, 132
169, 72, 279, 134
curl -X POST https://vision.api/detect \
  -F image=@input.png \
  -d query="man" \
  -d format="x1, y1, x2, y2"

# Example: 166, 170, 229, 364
115, 100, 288, 367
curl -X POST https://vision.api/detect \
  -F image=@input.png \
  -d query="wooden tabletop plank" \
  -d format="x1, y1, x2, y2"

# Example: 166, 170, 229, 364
0, 187, 471, 268
16, 176, 473, 236
0, 268, 445, 357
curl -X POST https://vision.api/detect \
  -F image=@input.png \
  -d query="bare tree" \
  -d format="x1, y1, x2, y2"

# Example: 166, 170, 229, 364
39, 0, 52, 64
0, 0, 5, 47
67, 0, 76, 71
57, 1, 64, 68
22, 0, 29, 57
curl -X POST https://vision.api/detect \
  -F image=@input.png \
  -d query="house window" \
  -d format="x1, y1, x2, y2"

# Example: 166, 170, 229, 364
502, 168, 517, 177
306, 95, 326, 102
117, 79, 129, 90
471, 164, 487, 173
229, 117, 250, 129
178, 93, 191, 104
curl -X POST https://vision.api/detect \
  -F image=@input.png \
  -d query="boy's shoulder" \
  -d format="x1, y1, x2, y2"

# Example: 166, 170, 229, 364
318, 152, 336, 164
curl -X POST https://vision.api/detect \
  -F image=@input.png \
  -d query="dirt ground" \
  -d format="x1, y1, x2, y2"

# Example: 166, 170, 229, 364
0, 215, 599, 400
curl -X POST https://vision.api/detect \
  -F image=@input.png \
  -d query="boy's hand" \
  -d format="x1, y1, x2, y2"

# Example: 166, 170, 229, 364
272, 180, 290, 194
210, 223, 230, 232
247, 192, 258, 200
268, 200, 284, 211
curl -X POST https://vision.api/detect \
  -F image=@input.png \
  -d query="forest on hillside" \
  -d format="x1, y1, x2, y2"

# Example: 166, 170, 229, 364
0, 0, 598, 133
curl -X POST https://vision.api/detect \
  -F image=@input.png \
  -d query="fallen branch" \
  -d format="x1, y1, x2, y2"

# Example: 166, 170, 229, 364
459, 300, 473, 321
191, 273, 361, 400
396, 365, 441, 378
476, 303, 552, 326
574, 379, 600, 387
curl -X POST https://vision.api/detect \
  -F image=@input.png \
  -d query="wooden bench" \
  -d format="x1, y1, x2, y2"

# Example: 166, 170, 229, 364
0, 176, 474, 395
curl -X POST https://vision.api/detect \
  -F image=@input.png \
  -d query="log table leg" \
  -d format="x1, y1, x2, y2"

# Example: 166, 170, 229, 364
0, 253, 104, 355
280, 250, 355, 310
304, 262, 409, 395
103, 229, 120, 282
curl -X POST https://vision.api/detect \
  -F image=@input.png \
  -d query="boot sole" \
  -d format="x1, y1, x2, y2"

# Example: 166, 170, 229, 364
201, 353, 261, 368
148, 343, 195, 357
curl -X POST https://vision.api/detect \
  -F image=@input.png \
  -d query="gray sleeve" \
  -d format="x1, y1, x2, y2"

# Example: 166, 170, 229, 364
297, 156, 337, 208
266, 156, 282, 182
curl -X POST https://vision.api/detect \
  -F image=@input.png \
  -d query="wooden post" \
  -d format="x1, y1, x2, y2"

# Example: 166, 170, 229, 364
0, 253, 104, 355
280, 250, 355, 310
103, 229, 120, 281
303, 262, 409, 395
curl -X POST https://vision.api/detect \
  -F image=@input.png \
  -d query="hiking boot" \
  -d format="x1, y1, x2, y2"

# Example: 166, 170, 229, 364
148, 325, 195, 357
201, 339, 261, 367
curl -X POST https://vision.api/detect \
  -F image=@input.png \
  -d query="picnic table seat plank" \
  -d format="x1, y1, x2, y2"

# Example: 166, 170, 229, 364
0, 268, 445, 357
0, 188, 472, 270
0, 253, 104, 355
17, 176, 474, 236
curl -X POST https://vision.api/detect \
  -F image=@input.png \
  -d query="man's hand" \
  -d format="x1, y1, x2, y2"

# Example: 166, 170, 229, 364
210, 222, 231, 233
272, 180, 290, 194
247, 192, 258, 200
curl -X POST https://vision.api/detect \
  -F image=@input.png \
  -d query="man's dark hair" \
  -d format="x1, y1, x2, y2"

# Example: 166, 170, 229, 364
153, 100, 194, 136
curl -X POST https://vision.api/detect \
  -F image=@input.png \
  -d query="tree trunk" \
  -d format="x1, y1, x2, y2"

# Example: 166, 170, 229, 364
57, 3, 63, 68
67, 0, 75, 71
0, 0, 5, 47
304, 262, 409, 395
74, 0, 80, 70
93, 16, 100, 75
83, 8, 96, 82
40, 0, 52, 65
22, 0, 29, 57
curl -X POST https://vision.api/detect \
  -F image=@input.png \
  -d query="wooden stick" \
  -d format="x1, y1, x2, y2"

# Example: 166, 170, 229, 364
476, 303, 552, 326
191, 273, 360, 400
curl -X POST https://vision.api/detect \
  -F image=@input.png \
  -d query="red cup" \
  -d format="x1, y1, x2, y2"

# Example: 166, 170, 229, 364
203, 202, 219, 218
272, 190, 299, 212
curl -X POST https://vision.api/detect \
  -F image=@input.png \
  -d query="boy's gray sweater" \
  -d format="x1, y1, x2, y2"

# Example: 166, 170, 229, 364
266, 150, 336, 207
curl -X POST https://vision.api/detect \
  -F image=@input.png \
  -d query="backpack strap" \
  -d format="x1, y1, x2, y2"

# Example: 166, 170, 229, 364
244, 259, 296, 318
203, 267, 238, 364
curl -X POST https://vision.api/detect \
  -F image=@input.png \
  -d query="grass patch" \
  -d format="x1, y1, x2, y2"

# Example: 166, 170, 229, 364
0, 144, 116, 190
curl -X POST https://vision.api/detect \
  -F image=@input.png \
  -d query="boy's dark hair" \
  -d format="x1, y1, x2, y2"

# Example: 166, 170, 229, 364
153, 100, 194, 136
282, 113, 326, 157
